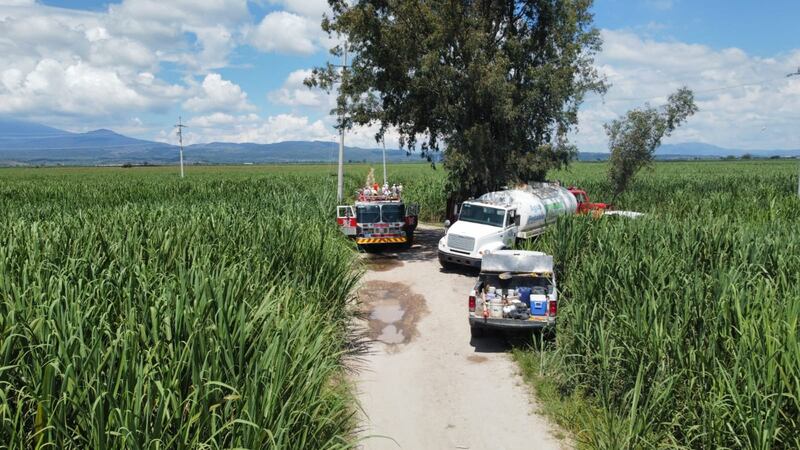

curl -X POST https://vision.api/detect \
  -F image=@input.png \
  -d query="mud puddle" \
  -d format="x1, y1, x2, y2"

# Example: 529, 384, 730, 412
359, 280, 427, 347
362, 254, 404, 272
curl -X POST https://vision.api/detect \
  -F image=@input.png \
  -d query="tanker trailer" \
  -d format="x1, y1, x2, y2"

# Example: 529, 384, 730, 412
437, 182, 577, 268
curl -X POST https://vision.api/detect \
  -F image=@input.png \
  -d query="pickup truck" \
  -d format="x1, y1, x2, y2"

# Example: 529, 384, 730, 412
468, 250, 557, 338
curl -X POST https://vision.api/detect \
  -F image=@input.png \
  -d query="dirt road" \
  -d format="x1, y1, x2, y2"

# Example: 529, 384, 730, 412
355, 226, 565, 450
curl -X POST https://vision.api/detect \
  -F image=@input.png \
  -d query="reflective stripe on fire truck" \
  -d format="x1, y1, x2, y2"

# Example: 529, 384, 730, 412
356, 237, 408, 244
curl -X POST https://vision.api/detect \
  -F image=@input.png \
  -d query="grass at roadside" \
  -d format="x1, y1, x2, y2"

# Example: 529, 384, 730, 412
0, 170, 364, 448
512, 347, 595, 445
515, 161, 800, 449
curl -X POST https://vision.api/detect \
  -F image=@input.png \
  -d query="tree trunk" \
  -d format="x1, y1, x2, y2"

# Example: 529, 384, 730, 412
445, 193, 463, 224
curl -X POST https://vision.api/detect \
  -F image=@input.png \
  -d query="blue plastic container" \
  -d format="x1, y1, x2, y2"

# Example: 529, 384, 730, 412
518, 287, 532, 307
530, 299, 548, 316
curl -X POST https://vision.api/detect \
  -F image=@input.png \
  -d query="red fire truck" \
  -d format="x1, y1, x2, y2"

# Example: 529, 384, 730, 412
337, 186, 419, 247
567, 187, 611, 216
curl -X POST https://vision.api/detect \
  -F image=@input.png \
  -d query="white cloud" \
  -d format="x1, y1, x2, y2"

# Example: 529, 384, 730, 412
0, 59, 163, 116
167, 113, 330, 145
268, 69, 333, 107
0, 0, 247, 124
183, 73, 255, 113
572, 30, 800, 151
248, 11, 324, 55
0, 0, 36, 5
268, 0, 330, 19
107, 0, 248, 70
186, 112, 260, 128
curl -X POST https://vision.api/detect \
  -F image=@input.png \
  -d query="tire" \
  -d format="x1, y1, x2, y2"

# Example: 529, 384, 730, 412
404, 231, 414, 249
470, 325, 485, 339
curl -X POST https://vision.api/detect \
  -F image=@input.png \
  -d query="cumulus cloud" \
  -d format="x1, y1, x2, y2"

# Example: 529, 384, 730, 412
168, 113, 331, 145
268, 0, 330, 19
106, 0, 248, 70
0, 0, 243, 123
572, 30, 800, 151
248, 11, 327, 55
0, 59, 174, 116
268, 69, 333, 107
183, 73, 255, 113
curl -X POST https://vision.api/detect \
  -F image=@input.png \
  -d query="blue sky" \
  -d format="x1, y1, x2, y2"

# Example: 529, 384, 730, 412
594, 0, 800, 56
1, 0, 799, 150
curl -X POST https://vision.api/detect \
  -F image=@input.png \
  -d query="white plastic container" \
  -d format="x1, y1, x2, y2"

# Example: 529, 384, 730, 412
490, 299, 504, 318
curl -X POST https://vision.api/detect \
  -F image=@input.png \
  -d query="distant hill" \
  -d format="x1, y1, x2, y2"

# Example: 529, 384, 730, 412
185, 141, 427, 164
657, 142, 800, 158
0, 119, 424, 165
578, 142, 800, 161
1, 119, 798, 165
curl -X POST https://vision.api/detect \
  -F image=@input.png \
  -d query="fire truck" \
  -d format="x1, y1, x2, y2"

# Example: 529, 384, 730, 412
567, 187, 612, 215
336, 183, 419, 247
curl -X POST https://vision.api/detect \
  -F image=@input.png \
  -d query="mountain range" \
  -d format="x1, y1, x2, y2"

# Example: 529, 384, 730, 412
0, 119, 798, 166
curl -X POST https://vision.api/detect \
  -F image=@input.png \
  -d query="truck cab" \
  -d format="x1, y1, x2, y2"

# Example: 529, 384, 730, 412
437, 201, 520, 268
337, 193, 419, 246
568, 187, 610, 216
468, 250, 557, 338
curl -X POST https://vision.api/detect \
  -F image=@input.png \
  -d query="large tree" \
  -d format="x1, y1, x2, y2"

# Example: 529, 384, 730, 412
308, 0, 606, 217
605, 87, 698, 199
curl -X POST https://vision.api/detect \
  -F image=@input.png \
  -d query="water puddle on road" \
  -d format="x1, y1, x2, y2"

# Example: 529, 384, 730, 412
362, 254, 404, 272
359, 280, 427, 347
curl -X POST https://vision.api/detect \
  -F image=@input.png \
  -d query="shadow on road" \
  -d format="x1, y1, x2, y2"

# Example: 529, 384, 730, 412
470, 330, 551, 353
360, 226, 479, 276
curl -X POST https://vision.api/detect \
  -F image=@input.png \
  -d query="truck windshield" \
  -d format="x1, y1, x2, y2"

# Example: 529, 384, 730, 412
381, 204, 405, 223
356, 205, 380, 223
459, 203, 505, 227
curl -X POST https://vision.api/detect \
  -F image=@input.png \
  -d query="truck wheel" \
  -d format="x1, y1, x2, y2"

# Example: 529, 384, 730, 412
404, 231, 413, 249
470, 325, 485, 339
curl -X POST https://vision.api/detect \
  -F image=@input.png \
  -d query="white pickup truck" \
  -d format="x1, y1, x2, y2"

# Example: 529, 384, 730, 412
438, 183, 577, 269
468, 250, 557, 338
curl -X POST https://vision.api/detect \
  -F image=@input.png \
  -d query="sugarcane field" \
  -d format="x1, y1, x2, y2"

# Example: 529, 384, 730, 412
2, 1, 800, 449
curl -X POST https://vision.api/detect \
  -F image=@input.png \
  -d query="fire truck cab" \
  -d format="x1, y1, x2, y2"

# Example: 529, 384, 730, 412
567, 187, 611, 216
337, 190, 419, 247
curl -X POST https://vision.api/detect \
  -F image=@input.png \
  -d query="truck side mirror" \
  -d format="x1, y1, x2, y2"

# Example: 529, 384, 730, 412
444, 219, 451, 228
514, 215, 521, 226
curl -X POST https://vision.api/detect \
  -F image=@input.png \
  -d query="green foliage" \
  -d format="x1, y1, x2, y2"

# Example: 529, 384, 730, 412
0, 167, 362, 449
606, 87, 698, 197
310, 0, 606, 201
524, 160, 800, 449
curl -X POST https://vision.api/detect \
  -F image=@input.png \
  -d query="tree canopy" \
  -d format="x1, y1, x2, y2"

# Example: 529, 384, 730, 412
308, 0, 606, 207
605, 87, 698, 198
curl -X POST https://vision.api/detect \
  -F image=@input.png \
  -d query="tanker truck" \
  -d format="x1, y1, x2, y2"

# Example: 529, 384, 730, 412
438, 182, 577, 268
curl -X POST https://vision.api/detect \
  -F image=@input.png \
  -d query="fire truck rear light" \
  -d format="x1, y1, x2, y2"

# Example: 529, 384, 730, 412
549, 300, 557, 316
468, 296, 476, 312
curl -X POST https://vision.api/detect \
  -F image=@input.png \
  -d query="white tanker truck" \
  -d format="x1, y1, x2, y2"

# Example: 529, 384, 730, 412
438, 182, 577, 268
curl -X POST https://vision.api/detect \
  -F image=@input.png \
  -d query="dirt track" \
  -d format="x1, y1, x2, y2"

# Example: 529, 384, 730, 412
355, 225, 565, 450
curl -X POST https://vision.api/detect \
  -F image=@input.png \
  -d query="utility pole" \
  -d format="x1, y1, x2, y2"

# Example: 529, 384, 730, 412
788, 68, 800, 197
382, 138, 388, 186
175, 116, 187, 178
336, 41, 348, 202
